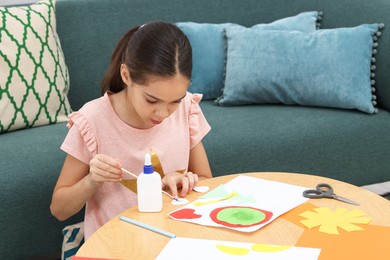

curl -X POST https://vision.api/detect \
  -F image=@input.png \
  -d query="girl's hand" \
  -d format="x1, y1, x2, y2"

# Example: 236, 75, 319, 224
162, 171, 199, 199
87, 154, 123, 187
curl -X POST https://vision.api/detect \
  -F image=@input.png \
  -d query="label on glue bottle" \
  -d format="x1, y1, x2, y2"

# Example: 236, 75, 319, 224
137, 152, 163, 212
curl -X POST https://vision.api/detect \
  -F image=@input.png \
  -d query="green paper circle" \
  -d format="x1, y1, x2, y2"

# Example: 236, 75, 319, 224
217, 207, 266, 226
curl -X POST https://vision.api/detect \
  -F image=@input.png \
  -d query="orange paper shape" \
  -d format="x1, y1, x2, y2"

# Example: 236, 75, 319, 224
281, 202, 318, 224
281, 202, 390, 259
296, 224, 390, 259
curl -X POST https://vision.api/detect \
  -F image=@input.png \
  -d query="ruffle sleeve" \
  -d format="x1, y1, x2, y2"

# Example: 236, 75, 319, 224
66, 112, 98, 157
188, 93, 211, 149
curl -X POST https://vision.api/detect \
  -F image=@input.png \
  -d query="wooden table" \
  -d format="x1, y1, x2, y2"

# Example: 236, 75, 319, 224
76, 172, 390, 259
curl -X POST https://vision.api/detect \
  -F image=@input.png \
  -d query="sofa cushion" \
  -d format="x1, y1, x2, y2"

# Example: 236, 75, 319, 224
176, 11, 321, 100
217, 23, 384, 114
200, 101, 390, 186
0, 122, 84, 258
0, 0, 71, 133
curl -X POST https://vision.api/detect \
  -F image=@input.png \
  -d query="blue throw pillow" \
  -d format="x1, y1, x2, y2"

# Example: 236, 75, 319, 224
176, 11, 321, 100
217, 23, 384, 114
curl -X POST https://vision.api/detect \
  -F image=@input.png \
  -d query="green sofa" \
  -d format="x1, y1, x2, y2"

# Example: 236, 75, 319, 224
1, 0, 390, 258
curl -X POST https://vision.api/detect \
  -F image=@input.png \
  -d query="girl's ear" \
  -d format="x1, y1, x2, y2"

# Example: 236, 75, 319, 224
120, 64, 132, 86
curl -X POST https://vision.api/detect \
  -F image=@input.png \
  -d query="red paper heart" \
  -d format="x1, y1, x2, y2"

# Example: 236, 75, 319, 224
170, 208, 202, 219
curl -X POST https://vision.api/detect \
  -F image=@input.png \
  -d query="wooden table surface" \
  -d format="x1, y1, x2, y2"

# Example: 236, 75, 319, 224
76, 172, 390, 259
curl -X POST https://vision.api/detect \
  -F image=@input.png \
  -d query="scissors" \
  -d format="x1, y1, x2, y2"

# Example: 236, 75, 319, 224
303, 183, 360, 206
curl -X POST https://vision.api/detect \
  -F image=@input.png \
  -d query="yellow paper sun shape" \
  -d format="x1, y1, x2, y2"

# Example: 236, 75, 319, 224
299, 207, 372, 235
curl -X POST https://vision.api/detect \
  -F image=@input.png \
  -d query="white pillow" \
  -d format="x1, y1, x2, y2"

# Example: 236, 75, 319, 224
0, 0, 71, 133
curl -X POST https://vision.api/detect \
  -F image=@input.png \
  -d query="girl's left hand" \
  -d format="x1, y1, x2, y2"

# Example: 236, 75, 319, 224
162, 171, 199, 199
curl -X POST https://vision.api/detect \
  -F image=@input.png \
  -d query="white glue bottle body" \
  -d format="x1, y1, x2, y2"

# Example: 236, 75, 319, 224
137, 152, 163, 212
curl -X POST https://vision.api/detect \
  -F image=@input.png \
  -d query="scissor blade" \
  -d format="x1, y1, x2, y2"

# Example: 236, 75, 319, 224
333, 195, 360, 206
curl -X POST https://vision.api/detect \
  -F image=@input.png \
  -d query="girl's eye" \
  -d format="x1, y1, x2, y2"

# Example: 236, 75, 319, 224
146, 99, 158, 104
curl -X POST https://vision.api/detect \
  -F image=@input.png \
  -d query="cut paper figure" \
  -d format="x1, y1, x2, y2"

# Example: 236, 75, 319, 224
168, 175, 309, 232
210, 206, 272, 228
150, 149, 186, 178
171, 198, 189, 206
295, 224, 390, 259
216, 245, 250, 256
156, 237, 321, 259
199, 184, 229, 199
121, 149, 186, 193
193, 185, 209, 193
120, 178, 138, 194
299, 207, 373, 234
281, 202, 390, 259
193, 192, 238, 206
170, 208, 202, 219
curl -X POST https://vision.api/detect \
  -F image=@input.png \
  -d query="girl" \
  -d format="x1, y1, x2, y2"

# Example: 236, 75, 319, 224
50, 21, 212, 239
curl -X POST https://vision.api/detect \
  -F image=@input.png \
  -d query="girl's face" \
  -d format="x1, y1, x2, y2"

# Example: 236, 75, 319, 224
122, 67, 189, 129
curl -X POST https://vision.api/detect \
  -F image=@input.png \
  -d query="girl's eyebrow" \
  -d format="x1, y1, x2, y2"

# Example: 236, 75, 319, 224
145, 92, 186, 102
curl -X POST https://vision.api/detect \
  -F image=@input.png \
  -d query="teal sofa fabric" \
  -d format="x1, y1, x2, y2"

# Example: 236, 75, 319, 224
1, 0, 390, 259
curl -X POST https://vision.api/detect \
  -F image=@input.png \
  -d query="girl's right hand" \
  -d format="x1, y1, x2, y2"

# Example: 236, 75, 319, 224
87, 154, 123, 187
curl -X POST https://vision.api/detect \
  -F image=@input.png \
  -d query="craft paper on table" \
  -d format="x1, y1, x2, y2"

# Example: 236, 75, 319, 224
281, 202, 373, 235
168, 175, 309, 232
300, 207, 372, 234
156, 237, 321, 260
281, 202, 390, 259
296, 224, 390, 259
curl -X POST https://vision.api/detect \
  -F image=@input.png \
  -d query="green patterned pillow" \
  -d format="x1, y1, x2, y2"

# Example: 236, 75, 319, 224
0, 0, 71, 133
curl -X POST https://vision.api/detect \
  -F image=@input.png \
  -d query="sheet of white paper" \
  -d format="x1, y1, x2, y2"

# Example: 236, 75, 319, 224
157, 237, 321, 260
168, 175, 309, 232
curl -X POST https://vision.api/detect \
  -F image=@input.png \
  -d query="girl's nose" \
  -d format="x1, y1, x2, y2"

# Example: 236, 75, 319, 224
155, 106, 169, 119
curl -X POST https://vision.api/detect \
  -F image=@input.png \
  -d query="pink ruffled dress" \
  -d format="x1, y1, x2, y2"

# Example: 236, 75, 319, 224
60, 92, 210, 239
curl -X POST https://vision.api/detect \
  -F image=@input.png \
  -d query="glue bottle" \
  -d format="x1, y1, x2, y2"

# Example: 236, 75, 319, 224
137, 152, 162, 212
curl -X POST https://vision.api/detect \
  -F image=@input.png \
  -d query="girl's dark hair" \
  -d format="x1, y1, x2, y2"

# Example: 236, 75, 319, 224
101, 21, 192, 94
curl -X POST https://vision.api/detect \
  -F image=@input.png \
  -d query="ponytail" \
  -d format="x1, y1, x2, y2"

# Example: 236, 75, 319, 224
101, 26, 139, 94
101, 22, 192, 95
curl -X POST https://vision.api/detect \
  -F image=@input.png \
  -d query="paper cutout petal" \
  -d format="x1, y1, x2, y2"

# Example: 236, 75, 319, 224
121, 179, 137, 193
200, 185, 229, 199
344, 209, 365, 218
194, 192, 238, 206
338, 222, 364, 232
300, 219, 320, 229
350, 217, 373, 224
319, 223, 339, 235
235, 194, 257, 204
216, 245, 250, 256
